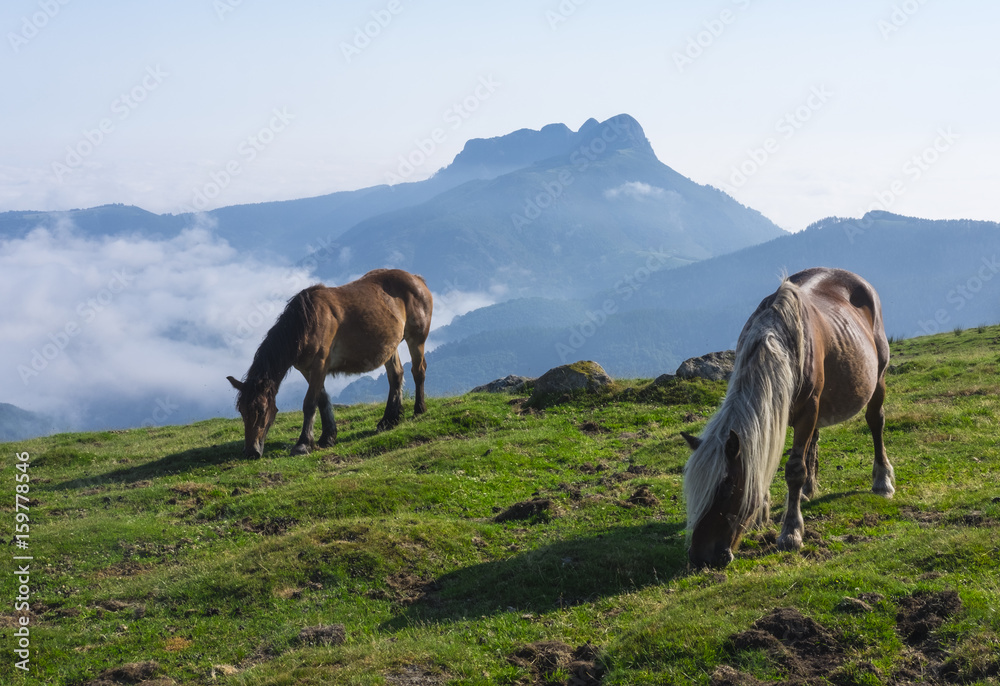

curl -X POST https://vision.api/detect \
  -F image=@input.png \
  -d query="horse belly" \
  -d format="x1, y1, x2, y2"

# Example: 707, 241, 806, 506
816, 345, 878, 428
325, 318, 405, 376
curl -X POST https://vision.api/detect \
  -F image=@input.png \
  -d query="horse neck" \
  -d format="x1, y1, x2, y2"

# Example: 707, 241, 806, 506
244, 330, 297, 397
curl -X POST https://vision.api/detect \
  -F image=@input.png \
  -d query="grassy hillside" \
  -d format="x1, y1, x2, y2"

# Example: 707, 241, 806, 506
2, 327, 999, 685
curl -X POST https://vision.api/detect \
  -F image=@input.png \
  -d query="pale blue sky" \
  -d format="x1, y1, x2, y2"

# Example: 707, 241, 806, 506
2, 0, 998, 230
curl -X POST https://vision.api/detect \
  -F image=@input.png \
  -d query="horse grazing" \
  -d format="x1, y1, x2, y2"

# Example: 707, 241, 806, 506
681, 268, 895, 568
227, 269, 432, 459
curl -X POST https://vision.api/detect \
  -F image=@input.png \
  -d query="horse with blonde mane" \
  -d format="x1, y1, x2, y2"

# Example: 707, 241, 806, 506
681, 267, 895, 568
227, 269, 432, 459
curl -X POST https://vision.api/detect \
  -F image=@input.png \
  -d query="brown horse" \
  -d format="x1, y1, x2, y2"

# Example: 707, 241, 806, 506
227, 269, 432, 458
681, 268, 895, 568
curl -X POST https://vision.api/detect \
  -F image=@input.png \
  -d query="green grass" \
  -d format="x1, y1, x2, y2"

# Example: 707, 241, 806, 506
2, 327, 1000, 684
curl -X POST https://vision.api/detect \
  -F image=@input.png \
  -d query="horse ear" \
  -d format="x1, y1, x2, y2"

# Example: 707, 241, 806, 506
725, 430, 741, 463
681, 431, 702, 450
227, 375, 245, 392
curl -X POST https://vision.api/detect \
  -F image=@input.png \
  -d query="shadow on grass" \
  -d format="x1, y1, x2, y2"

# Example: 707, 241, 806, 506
50, 440, 256, 490
381, 521, 688, 631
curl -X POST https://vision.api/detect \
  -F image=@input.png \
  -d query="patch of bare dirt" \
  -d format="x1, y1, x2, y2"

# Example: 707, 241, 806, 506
900, 506, 945, 527
384, 664, 450, 685
625, 485, 660, 508
625, 464, 657, 476
494, 499, 560, 523
85, 660, 166, 685
367, 573, 440, 606
167, 482, 211, 496
597, 463, 660, 488
579, 421, 610, 435
896, 590, 962, 645
957, 510, 999, 527
715, 592, 969, 685
713, 608, 844, 686
508, 641, 604, 685
852, 513, 882, 528
235, 515, 298, 536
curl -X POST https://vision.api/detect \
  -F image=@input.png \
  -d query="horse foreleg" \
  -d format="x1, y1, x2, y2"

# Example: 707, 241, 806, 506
801, 431, 820, 500
316, 388, 337, 448
867, 377, 895, 497
407, 338, 427, 416
778, 407, 819, 552
377, 350, 404, 432
292, 380, 324, 455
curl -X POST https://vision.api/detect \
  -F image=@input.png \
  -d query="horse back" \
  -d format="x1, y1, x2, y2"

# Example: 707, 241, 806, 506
300, 270, 432, 376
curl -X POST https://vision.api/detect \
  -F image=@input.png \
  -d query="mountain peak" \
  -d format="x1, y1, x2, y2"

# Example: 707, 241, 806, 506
438, 114, 654, 182
569, 114, 655, 159
437, 123, 577, 182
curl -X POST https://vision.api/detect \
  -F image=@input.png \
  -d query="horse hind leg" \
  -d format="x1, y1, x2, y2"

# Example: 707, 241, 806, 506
867, 377, 895, 497
316, 388, 337, 448
377, 350, 404, 432
406, 337, 427, 417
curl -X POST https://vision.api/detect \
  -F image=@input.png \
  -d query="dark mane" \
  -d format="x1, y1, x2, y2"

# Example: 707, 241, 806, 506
235, 287, 318, 410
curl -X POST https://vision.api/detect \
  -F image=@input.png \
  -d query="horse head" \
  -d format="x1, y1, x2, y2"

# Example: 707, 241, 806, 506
682, 429, 756, 568
227, 376, 278, 458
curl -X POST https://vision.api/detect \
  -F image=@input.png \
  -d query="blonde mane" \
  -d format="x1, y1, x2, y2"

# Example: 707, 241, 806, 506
683, 279, 806, 537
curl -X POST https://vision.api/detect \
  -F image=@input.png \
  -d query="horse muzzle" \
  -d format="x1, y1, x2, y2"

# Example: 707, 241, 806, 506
244, 440, 263, 459
689, 544, 734, 569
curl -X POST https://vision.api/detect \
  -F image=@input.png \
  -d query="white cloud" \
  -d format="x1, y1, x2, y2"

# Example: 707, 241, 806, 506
0, 219, 505, 432
604, 181, 666, 201
0, 218, 315, 430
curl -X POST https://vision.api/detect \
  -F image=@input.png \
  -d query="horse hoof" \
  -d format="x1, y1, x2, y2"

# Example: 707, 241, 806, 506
290, 444, 312, 456
777, 533, 803, 552
317, 438, 336, 449
873, 486, 895, 499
